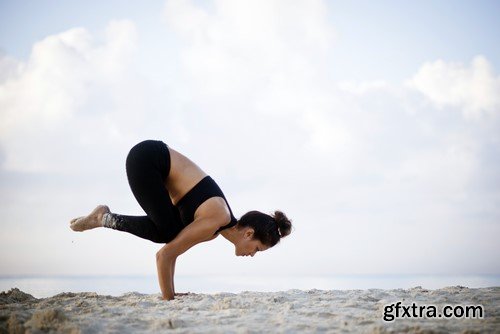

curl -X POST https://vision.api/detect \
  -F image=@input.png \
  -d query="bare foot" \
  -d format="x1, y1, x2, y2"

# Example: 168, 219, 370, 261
70, 205, 110, 232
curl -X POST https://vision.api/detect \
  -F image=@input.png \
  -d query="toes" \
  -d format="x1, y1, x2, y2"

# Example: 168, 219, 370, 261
70, 217, 83, 224
69, 217, 83, 231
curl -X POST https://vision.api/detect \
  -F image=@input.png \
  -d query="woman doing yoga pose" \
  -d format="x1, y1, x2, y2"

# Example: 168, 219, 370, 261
70, 140, 292, 300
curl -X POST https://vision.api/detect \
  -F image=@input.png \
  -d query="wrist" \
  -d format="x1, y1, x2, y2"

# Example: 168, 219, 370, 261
162, 293, 175, 300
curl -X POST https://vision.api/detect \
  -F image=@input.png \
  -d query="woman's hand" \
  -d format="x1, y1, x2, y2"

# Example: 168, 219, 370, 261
174, 292, 193, 297
155, 217, 225, 300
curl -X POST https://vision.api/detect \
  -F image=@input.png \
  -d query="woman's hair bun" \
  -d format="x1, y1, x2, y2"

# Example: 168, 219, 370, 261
272, 210, 292, 238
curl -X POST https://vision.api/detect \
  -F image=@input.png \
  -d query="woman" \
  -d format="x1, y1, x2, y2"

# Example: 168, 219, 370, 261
70, 140, 292, 300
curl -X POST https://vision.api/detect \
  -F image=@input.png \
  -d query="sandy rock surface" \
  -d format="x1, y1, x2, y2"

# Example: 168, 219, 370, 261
1, 286, 498, 333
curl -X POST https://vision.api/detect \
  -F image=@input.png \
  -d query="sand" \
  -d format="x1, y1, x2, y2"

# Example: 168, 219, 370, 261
1, 286, 498, 333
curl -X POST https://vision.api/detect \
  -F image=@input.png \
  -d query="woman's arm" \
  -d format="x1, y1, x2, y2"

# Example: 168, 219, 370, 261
171, 257, 176, 294
156, 218, 221, 300
156, 252, 175, 300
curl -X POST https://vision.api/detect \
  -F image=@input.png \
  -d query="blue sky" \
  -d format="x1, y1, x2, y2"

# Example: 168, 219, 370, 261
3, 0, 499, 80
0, 0, 499, 277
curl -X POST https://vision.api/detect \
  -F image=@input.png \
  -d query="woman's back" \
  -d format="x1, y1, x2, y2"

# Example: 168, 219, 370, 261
165, 146, 208, 205
166, 146, 231, 223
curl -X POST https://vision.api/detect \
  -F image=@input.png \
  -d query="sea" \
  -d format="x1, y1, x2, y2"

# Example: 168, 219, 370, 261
1, 275, 499, 298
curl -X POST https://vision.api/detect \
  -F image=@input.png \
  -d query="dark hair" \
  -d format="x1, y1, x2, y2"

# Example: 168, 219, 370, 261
237, 210, 292, 247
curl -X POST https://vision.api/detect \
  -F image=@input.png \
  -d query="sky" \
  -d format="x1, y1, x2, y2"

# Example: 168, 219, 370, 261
0, 0, 499, 278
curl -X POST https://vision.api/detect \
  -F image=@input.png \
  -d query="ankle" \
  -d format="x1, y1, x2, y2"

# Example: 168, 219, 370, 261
102, 212, 116, 229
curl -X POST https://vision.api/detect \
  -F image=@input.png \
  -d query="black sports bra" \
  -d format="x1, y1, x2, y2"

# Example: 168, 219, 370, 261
175, 176, 238, 234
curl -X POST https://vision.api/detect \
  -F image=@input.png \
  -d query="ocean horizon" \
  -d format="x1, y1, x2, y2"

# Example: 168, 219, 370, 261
1, 274, 499, 298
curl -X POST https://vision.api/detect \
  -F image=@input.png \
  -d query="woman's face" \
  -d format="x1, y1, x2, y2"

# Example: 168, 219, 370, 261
235, 227, 270, 257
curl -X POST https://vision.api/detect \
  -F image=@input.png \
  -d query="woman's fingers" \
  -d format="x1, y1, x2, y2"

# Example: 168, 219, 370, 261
174, 292, 193, 296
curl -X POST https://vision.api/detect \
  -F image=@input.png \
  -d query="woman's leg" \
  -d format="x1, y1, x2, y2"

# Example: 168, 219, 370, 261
103, 140, 185, 243
102, 213, 175, 243
70, 206, 175, 243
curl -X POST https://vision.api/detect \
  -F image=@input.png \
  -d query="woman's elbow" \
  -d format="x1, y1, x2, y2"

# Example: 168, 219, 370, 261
156, 245, 176, 262
156, 250, 162, 262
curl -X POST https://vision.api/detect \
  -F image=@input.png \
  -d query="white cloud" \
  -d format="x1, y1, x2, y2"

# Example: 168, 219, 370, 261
158, 0, 500, 275
0, 20, 139, 172
0, 53, 23, 83
163, 0, 333, 99
0, 0, 499, 277
408, 55, 500, 120
337, 80, 391, 95
162, 0, 345, 170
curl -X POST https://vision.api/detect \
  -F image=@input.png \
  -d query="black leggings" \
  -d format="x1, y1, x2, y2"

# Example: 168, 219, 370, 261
104, 140, 184, 243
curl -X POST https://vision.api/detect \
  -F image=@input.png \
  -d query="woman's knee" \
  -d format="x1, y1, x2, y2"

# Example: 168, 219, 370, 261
127, 140, 151, 167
